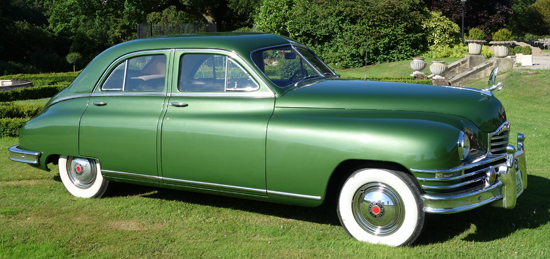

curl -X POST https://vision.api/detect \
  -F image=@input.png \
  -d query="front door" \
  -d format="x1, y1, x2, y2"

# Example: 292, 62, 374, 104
161, 50, 275, 196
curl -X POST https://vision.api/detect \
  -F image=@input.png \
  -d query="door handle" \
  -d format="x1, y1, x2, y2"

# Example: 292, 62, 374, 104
169, 102, 189, 107
92, 101, 107, 106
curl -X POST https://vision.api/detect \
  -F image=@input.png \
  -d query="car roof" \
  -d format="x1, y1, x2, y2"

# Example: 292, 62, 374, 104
61, 33, 291, 96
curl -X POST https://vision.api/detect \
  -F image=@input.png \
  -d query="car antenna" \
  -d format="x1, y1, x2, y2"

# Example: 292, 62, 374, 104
364, 36, 368, 80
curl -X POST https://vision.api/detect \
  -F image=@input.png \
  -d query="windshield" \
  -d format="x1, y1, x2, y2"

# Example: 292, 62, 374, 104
251, 45, 337, 87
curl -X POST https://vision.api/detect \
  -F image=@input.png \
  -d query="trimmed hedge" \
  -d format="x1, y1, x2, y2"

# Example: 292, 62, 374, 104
0, 102, 43, 119
0, 84, 67, 102
0, 117, 29, 137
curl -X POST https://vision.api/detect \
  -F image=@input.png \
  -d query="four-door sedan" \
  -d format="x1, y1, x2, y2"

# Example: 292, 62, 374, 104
8, 33, 527, 246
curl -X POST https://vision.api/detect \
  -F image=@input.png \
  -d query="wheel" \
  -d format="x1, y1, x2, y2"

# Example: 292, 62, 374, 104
337, 168, 424, 246
58, 155, 109, 198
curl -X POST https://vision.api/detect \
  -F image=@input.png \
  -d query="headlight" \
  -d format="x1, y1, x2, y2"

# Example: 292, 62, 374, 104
458, 131, 470, 161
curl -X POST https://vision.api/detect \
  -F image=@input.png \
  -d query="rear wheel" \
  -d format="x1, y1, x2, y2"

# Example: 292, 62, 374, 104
58, 155, 109, 198
337, 168, 424, 246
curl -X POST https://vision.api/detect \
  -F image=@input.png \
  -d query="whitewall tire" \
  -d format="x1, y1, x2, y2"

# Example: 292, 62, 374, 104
58, 155, 109, 198
337, 168, 424, 246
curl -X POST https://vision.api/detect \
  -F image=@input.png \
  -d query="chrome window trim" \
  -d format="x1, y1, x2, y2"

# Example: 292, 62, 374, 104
169, 92, 273, 98
175, 49, 273, 95
101, 169, 321, 200
290, 44, 323, 77
226, 58, 260, 92
92, 92, 167, 97
94, 50, 172, 93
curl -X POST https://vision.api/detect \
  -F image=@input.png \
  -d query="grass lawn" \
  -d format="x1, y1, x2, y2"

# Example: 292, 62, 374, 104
336, 57, 462, 78
542, 49, 550, 54
1, 69, 549, 257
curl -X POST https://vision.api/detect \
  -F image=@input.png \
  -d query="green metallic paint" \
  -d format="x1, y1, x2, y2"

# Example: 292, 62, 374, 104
13, 34, 517, 209
265, 109, 471, 199
18, 97, 90, 170
277, 79, 505, 133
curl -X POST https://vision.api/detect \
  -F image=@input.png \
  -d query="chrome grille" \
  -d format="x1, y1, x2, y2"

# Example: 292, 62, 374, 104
488, 121, 510, 154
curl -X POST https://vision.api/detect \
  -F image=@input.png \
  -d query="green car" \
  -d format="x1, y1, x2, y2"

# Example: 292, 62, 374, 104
8, 33, 527, 246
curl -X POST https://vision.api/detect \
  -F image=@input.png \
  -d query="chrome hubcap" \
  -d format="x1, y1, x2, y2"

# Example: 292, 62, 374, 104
352, 183, 405, 236
67, 157, 97, 189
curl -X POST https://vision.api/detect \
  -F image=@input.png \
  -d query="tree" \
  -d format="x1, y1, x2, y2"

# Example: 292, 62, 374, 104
66, 52, 81, 74
531, 0, 550, 35
425, 0, 514, 36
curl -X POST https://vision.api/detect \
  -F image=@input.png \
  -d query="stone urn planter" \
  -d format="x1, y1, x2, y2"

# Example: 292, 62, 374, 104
430, 61, 447, 79
465, 40, 486, 55
410, 57, 427, 76
490, 41, 512, 58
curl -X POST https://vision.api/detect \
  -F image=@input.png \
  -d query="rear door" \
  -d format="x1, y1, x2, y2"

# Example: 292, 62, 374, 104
79, 50, 171, 183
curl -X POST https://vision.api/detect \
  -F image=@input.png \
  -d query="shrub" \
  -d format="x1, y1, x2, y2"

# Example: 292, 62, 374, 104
522, 46, 533, 55
492, 29, 514, 41
514, 45, 523, 53
0, 103, 43, 119
0, 84, 67, 102
508, 48, 516, 56
0, 117, 29, 137
423, 11, 461, 48
467, 28, 486, 41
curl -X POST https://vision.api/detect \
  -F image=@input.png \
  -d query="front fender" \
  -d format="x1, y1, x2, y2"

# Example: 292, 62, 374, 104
265, 108, 471, 204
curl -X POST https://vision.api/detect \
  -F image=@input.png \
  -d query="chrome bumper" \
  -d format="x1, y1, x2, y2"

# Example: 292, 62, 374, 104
418, 133, 527, 214
8, 145, 41, 164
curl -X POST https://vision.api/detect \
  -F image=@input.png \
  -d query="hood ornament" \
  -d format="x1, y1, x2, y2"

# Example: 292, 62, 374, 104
483, 67, 504, 94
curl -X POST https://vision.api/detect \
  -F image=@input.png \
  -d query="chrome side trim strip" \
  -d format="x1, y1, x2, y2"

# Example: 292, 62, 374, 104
162, 177, 266, 194
170, 92, 273, 98
416, 163, 504, 182
44, 93, 91, 109
267, 190, 322, 201
101, 169, 320, 200
8, 145, 41, 164
424, 194, 503, 214
422, 181, 502, 201
102, 170, 160, 180
92, 92, 167, 97
411, 153, 506, 174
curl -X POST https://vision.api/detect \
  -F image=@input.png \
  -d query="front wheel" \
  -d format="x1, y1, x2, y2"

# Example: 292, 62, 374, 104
58, 155, 109, 198
337, 168, 424, 246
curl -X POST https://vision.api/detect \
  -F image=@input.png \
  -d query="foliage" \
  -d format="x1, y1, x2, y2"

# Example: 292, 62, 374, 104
522, 46, 533, 55
0, 61, 38, 76
254, 0, 294, 37
0, 72, 76, 102
514, 45, 523, 53
426, 0, 513, 35
0, 118, 28, 137
266, 0, 428, 68
467, 28, 486, 41
66, 52, 81, 74
0, 103, 43, 119
422, 11, 460, 49
492, 28, 514, 41
531, 0, 550, 35
423, 44, 493, 59
508, 0, 539, 37
508, 47, 516, 56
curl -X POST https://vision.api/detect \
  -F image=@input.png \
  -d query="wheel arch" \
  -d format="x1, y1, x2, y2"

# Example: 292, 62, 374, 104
323, 159, 421, 206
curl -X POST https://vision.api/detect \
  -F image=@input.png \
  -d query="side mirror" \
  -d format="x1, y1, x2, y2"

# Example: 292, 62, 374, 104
485, 67, 504, 92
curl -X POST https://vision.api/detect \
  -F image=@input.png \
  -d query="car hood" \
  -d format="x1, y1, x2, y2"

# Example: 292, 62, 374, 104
276, 79, 506, 132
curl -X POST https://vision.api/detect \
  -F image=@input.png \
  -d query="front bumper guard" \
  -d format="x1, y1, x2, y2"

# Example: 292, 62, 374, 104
8, 145, 41, 164
420, 133, 527, 214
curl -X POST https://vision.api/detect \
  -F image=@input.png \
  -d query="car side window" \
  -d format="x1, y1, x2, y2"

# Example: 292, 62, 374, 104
179, 54, 258, 92
101, 55, 166, 92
